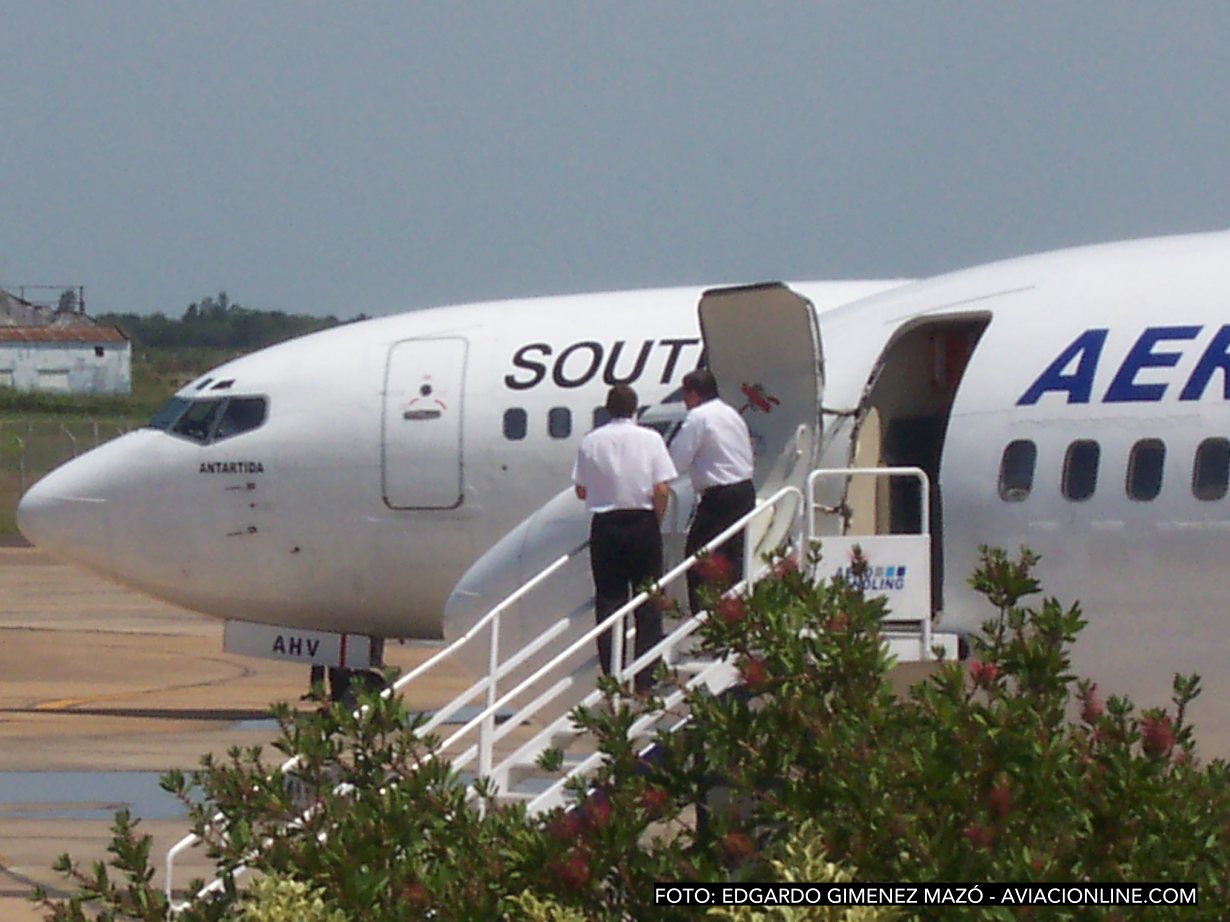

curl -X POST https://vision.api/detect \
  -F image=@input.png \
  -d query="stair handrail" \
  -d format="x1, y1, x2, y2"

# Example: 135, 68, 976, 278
805, 465, 930, 536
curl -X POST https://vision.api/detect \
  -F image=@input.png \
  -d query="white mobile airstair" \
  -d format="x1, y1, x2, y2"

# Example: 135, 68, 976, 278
164, 466, 957, 912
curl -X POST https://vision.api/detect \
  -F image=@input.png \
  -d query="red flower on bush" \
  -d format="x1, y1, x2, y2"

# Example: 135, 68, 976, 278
1140, 714, 1175, 758
772, 554, 799, 577
827, 611, 850, 632
986, 783, 1013, 818
740, 655, 767, 690
401, 881, 430, 909
553, 848, 591, 888
716, 596, 747, 625
968, 659, 999, 688
962, 823, 995, 848
695, 553, 735, 588
1079, 683, 1104, 723
720, 831, 755, 861
639, 786, 669, 818
582, 790, 611, 830
548, 811, 582, 842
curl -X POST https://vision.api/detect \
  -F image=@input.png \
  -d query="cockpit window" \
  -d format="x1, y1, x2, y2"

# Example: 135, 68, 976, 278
214, 397, 268, 441
172, 399, 226, 443
154, 396, 269, 444
147, 397, 191, 431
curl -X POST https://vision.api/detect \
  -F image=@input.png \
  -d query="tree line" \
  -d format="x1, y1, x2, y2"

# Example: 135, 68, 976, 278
96, 292, 362, 351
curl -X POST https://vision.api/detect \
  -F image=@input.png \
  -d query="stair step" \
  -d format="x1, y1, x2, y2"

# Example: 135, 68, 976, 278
673, 659, 718, 676
506, 754, 589, 786
497, 788, 538, 803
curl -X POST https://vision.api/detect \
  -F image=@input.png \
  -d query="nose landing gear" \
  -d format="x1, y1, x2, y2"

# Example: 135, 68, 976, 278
327, 667, 387, 707
302, 639, 387, 709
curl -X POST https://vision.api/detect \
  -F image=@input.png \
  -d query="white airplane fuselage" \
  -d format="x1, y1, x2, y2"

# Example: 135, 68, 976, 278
18, 232, 1230, 749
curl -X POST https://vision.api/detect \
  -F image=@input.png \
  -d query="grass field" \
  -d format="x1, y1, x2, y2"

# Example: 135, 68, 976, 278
0, 417, 144, 536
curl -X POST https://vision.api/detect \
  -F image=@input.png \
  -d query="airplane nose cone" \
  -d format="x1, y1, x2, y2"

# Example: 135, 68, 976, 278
15, 477, 54, 547
16, 462, 110, 562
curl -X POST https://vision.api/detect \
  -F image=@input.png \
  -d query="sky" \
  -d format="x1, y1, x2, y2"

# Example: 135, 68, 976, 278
2, 3, 1229, 319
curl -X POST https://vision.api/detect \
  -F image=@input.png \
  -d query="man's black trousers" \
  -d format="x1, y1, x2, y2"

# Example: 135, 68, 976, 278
589, 508, 663, 692
685, 479, 756, 613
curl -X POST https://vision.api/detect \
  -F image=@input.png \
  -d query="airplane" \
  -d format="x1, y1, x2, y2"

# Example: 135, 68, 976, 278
18, 230, 1230, 753
12, 279, 898, 689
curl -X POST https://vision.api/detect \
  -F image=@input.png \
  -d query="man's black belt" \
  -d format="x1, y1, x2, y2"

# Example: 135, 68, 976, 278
701, 479, 753, 498
593, 508, 655, 521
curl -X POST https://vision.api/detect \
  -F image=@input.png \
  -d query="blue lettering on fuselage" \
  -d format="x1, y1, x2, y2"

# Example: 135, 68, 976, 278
1017, 329, 1108, 405
1018, 324, 1230, 405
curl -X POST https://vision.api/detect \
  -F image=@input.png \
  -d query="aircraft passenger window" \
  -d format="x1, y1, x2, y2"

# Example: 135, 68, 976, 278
1062, 440, 1100, 501
503, 408, 527, 441
1193, 438, 1230, 501
147, 396, 190, 431
548, 407, 572, 439
1126, 439, 1165, 501
998, 440, 1036, 501
214, 397, 268, 442
593, 407, 611, 429
171, 399, 226, 444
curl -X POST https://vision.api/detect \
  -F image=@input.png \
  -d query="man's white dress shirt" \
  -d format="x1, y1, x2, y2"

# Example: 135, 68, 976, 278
669, 398, 754, 491
572, 418, 677, 513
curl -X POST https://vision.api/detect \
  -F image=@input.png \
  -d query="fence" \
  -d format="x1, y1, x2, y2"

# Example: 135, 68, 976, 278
0, 419, 138, 537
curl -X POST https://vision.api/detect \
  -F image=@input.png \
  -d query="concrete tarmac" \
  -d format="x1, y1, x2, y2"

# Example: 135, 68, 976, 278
0, 547, 469, 921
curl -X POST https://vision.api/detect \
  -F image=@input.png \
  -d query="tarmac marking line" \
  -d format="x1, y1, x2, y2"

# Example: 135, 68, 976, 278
31, 654, 259, 712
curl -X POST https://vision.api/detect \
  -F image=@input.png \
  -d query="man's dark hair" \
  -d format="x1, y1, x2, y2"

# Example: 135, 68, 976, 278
682, 369, 719, 401
605, 383, 639, 418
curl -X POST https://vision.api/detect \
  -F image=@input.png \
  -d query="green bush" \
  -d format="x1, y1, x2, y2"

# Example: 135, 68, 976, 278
233, 875, 346, 922
505, 890, 589, 922
705, 821, 900, 922
34, 548, 1230, 921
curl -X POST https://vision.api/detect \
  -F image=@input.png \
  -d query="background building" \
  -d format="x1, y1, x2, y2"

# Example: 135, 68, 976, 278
0, 287, 131, 394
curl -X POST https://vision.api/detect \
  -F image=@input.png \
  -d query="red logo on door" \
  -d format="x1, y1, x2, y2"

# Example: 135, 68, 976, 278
739, 382, 781, 414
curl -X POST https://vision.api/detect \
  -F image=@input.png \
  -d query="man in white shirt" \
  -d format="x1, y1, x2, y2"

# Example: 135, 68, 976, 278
573, 384, 677, 692
669, 369, 756, 613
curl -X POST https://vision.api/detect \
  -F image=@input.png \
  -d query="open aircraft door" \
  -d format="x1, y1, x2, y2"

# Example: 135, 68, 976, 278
698, 283, 822, 558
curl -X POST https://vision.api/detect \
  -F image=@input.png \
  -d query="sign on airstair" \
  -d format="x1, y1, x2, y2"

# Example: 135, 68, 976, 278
807, 466, 957, 662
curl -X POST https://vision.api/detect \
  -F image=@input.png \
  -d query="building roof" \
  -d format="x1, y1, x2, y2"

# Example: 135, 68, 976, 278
0, 325, 128, 343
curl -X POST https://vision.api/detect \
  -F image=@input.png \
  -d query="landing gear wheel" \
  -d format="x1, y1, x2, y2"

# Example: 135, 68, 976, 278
328, 667, 387, 708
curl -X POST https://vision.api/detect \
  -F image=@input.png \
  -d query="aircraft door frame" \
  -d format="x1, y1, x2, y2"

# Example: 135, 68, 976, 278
697, 283, 823, 556
847, 313, 991, 612
381, 337, 468, 510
